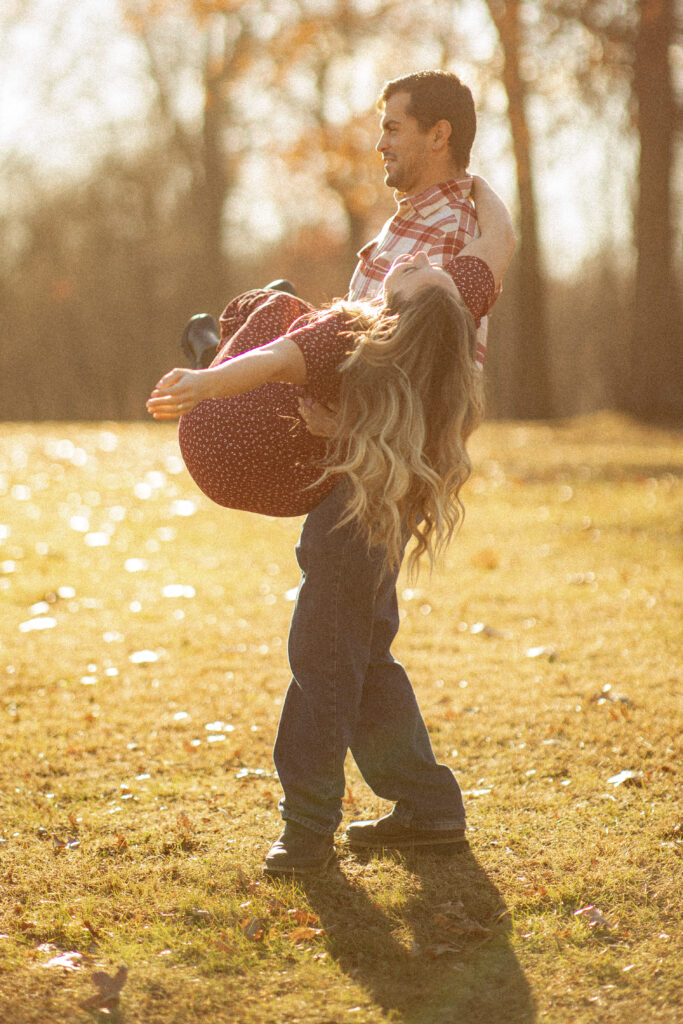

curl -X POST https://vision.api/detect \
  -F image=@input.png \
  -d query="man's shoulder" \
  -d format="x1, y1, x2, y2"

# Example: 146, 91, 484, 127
408, 177, 474, 213
421, 200, 476, 228
404, 188, 476, 239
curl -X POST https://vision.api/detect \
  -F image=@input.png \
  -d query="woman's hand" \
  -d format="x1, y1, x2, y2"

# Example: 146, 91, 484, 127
146, 368, 206, 420
297, 397, 339, 438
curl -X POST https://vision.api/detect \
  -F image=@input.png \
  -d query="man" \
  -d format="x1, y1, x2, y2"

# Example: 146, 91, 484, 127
261, 71, 514, 876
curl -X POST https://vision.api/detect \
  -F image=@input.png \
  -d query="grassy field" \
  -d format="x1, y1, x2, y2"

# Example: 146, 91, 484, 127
0, 414, 681, 1024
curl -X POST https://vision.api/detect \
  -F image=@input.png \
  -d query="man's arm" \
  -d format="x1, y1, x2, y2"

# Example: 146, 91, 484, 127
458, 176, 516, 288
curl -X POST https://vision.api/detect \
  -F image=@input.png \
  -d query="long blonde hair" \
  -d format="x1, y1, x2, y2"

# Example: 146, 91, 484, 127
320, 285, 484, 576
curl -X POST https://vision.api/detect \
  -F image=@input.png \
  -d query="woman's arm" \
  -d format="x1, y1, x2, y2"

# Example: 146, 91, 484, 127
146, 336, 307, 421
460, 176, 516, 288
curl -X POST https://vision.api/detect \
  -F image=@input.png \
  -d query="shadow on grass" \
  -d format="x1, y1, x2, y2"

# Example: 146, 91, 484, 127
303, 844, 535, 1024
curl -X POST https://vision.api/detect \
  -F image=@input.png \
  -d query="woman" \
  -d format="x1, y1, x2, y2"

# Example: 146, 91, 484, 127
147, 247, 498, 574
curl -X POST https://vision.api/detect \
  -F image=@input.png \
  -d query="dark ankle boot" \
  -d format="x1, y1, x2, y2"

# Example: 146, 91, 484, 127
263, 821, 334, 876
181, 314, 219, 369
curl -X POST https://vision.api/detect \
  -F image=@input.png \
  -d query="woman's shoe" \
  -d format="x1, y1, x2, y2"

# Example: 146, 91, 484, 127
181, 314, 219, 369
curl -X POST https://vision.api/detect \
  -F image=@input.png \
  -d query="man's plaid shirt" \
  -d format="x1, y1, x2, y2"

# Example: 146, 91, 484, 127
348, 176, 488, 366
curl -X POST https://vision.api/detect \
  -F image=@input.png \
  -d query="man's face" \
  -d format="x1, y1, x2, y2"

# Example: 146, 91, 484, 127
376, 91, 433, 195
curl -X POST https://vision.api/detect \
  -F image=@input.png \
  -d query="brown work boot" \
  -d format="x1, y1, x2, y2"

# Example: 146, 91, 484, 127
263, 821, 335, 877
345, 813, 466, 850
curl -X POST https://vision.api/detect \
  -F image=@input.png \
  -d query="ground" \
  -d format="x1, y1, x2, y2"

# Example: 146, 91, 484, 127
0, 414, 680, 1023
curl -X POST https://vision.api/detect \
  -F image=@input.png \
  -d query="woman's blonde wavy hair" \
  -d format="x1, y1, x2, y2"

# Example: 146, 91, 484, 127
319, 284, 485, 577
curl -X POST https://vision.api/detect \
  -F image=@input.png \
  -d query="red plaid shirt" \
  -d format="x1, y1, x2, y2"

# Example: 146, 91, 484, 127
348, 176, 488, 366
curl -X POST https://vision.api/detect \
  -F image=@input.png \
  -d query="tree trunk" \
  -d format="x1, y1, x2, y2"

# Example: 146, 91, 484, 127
628, 0, 682, 421
194, 34, 232, 311
486, 0, 554, 418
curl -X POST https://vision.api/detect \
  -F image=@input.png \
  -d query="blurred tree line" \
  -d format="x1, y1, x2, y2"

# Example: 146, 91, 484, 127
0, 0, 680, 422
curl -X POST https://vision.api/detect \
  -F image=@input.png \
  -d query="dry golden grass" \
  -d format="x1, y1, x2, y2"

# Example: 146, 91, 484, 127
0, 414, 681, 1023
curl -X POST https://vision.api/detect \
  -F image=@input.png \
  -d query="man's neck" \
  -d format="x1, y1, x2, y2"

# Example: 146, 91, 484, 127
396, 167, 468, 201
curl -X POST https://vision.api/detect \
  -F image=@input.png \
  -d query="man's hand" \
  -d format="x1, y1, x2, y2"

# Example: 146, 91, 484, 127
297, 397, 339, 438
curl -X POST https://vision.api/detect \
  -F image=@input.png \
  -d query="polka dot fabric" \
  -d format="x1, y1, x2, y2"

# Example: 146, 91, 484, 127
178, 256, 494, 517
178, 292, 348, 517
445, 255, 495, 326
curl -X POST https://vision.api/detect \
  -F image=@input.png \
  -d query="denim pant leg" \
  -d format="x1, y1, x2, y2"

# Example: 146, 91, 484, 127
273, 484, 465, 834
274, 485, 384, 833
349, 567, 466, 830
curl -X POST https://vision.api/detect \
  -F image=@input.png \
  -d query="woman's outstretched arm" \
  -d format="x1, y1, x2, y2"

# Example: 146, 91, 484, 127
146, 336, 307, 421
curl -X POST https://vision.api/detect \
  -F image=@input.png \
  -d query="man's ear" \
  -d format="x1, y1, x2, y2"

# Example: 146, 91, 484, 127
432, 119, 453, 151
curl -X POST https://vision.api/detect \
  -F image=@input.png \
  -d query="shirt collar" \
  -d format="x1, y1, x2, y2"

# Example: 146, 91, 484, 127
396, 176, 473, 218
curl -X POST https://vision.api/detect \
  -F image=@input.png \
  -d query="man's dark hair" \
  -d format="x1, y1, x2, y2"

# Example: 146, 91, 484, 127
380, 70, 476, 168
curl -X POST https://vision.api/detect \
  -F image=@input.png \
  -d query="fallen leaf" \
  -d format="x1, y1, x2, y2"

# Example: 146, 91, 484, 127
234, 867, 260, 894
432, 901, 492, 939
526, 645, 557, 661
574, 905, 613, 929
470, 622, 507, 638
52, 835, 80, 852
189, 908, 212, 922
425, 942, 462, 957
235, 768, 272, 780
590, 683, 634, 707
240, 918, 266, 942
216, 931, 233, 953
289, 925, 324, 944
43, 951, 84, 972
607, 770, 643, 787
448, 919, 491, 938
287, 909, 320, 927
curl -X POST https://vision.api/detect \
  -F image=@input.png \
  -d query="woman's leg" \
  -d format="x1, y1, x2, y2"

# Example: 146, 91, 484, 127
216, 290, 314, 362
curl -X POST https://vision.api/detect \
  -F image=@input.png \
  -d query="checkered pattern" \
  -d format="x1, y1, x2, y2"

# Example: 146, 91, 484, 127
348, 177, 478, 299
348, 176, 488, 366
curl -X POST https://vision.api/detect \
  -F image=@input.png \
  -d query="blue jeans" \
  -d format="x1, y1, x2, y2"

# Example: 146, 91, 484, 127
273, 484, 466, 835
